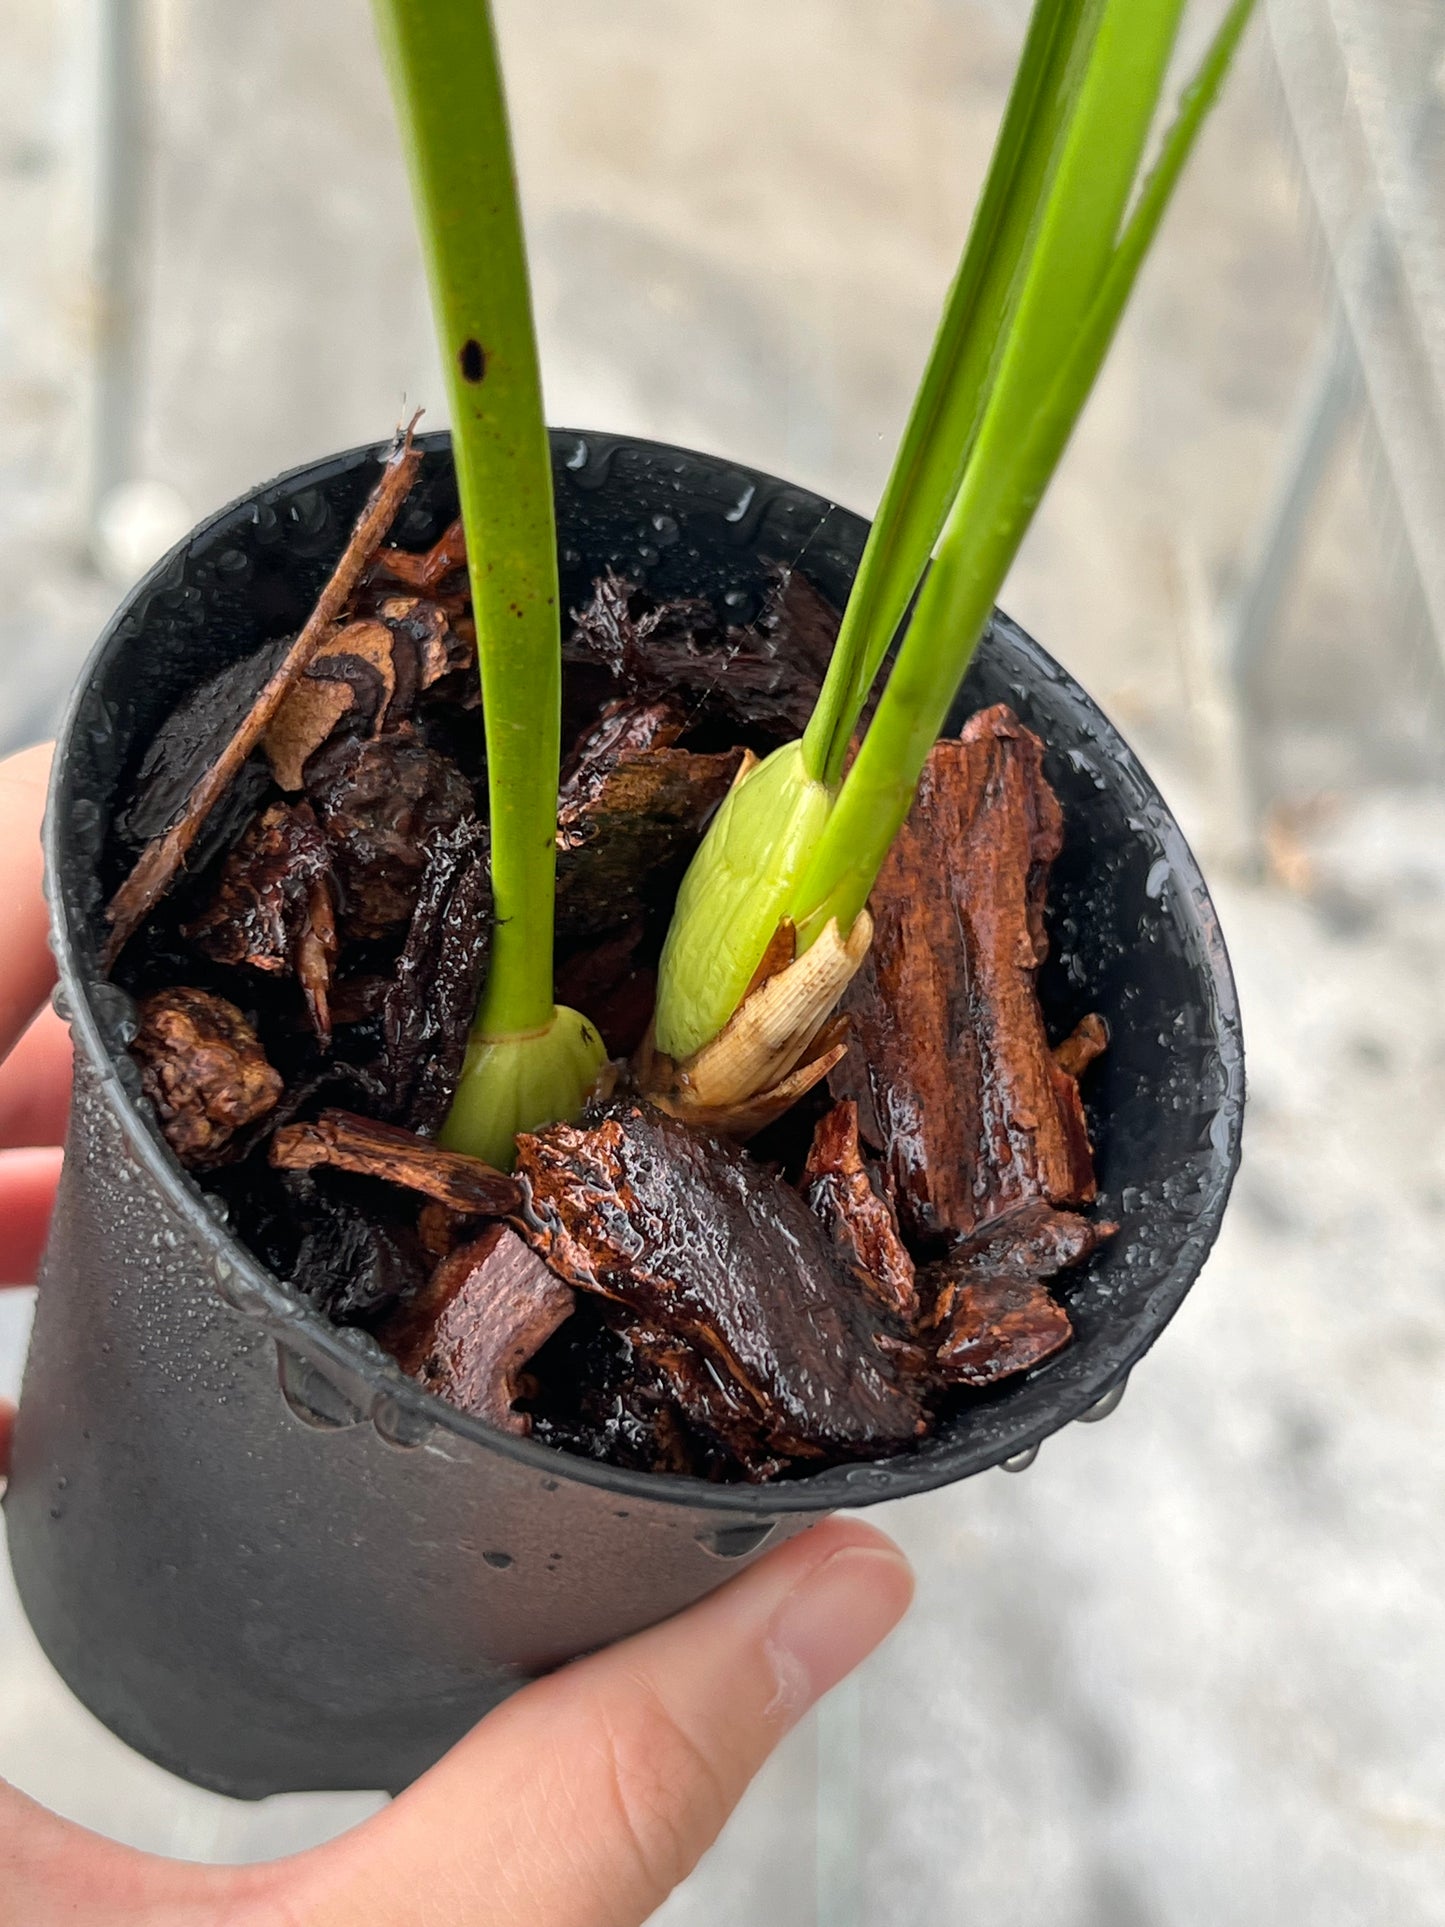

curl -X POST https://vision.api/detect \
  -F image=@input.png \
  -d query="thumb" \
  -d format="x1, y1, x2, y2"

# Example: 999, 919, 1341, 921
281, 1517, 912, 1927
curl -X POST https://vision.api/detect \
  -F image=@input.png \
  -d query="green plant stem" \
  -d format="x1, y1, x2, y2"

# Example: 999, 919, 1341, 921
373, 0, 557, 1038
800, 0, 1094, 788
791, 0, 1255, 943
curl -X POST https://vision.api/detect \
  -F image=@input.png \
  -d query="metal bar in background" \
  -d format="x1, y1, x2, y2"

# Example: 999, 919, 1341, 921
89, 0, 153, 544
1327, 0, 1445, 405
1264, 0, 1445, 662
1226, 306, 1359, 698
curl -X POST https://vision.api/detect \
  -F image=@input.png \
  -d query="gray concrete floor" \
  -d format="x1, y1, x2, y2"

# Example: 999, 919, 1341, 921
3, 1, 1445, 1919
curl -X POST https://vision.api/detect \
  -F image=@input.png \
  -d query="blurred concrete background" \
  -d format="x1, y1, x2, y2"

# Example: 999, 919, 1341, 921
2, 0, 1445, 1920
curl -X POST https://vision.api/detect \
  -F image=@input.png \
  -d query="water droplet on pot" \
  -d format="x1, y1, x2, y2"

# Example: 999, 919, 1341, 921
1001, 1444, 1040, 1475
1077, 1375, 1129, 1424
482, 1550, 514, 1570
724, 482, 756, 525
276, 1342, 364, 1431
567, 438, 617, 491
698, 1520, 777, 1559
1145, 857, 1171, 900
372, 1393, 432, 1449
70, 797, 103, 854
288, 489, 328, 535
649, 512, 680, 546
50, 983, 72, 1022
86, 699, 119, 753
212, 1259, 276, 1321
565, 438, 588, 470
90, 980, 138, 1045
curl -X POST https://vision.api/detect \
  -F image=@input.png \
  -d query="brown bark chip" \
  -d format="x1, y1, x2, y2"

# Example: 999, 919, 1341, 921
270, 1110, 522, 1218
555, 696, 743, 939
184, 801, 339, 1043
382, 1224, 575, 1435
833, 705, 1099, 1244
801, 1100, 918, 1320
131, 988, 283, 1167
515, 1101, 928, 1475
931, 1277, 1074, 1385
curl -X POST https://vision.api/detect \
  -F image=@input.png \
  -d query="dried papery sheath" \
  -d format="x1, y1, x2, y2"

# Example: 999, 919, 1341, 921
642, 913, 872, 1138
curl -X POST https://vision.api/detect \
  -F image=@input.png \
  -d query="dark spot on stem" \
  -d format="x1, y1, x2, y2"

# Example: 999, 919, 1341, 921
459, 339, 486, 383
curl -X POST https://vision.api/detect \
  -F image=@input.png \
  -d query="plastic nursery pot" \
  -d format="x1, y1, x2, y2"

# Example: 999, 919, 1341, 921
6, 430, 1243, 1799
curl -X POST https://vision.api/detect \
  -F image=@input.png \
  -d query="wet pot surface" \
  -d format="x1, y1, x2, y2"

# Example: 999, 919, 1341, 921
5, 431, 1243, 1796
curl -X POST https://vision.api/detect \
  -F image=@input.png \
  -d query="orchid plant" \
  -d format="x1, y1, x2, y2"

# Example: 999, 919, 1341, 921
374, 0, 1254, 1169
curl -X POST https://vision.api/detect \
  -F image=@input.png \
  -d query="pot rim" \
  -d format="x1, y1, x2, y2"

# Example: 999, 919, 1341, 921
44, 427, 1245, 1517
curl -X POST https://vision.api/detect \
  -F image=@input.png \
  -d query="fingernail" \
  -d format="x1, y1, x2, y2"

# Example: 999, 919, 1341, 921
764, 1545, 913, 1722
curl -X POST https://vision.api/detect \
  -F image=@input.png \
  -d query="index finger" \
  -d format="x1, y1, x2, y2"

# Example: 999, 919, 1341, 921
0, 743, 55, 1059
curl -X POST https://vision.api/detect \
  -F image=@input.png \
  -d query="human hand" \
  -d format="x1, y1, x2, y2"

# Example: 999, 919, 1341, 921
0, 741, 913, 1926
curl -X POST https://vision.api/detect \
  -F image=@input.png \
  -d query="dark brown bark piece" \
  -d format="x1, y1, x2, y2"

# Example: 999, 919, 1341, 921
931, 1277, 1073, 1385
728, 567, 846, 736
381, 816, 491, 1132
131, 987, 283, 1167
183, 800, 339, 1043
565, 565, 840, 740
525, 1312, 704, 1476
307, 731, 474, 940
290, 1181, 429, 1324
801, 1101, 917, 1321
555, 697, 742, 939
104, 421, 424, 964
270, 1109, 523, 1217
554, 925, 656, 1060
381, 1224, 575, 1435
514, 1100, 928, 1474
1054, 1012, 1109, 1080
365, 516, 467, 594
115, 641, 289, 857
565, 571, 711, 687
558, 695, 685, 795
220, 1158, 426, 1324
264, 599, 477, 791
264, 620, 400, 790
925, 1199, 1111, 1318
833, 704, 1097, 1244
330, 973, 392, 1027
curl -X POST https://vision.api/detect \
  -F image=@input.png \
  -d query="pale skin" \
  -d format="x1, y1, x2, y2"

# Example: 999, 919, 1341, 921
0, 743, 913, 1927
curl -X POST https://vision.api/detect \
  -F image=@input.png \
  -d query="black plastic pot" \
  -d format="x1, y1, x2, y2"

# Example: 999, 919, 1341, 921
5, 430, 1243, 1799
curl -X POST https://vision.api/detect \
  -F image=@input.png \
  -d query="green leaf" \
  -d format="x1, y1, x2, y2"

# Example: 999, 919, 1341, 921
373, 0, 559, 1039
801, 0, 1095, 787
653, 741, 835, 1062
790, 0, 1256, 945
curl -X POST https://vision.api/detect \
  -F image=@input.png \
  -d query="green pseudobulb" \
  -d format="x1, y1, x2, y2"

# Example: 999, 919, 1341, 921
653, 740, 836, 1063
438, 1004, 607, 1172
